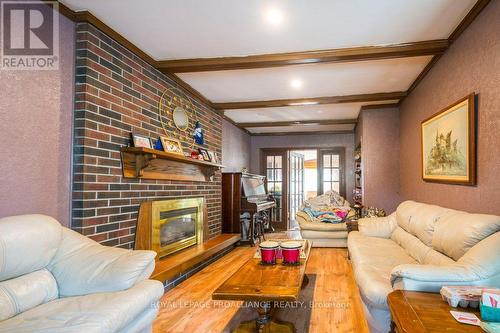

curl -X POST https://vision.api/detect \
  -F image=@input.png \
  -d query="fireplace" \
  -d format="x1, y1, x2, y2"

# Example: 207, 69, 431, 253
135, 198, 204, 258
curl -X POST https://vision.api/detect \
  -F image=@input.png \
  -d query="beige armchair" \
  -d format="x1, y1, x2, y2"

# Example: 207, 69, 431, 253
296, 191, 353, 247
0, 214, 165, 333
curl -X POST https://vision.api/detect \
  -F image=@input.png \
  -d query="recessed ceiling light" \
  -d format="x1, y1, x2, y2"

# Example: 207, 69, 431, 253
290, 78, 302, 89
265, 8, 283, 26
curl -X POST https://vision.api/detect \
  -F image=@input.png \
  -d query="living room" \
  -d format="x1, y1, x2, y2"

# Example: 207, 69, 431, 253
0, 1, 499, 332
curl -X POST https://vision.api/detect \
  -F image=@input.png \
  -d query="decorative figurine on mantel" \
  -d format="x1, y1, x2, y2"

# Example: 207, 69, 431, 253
193, 121, 204, 145
363, 206, 386, 218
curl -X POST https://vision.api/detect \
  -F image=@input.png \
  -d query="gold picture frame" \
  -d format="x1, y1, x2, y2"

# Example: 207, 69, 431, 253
421, 93, 476, 185
160, 136, 184, 156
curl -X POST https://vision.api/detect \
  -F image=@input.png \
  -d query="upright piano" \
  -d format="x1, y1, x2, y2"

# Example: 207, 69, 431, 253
222, 172, 276, 245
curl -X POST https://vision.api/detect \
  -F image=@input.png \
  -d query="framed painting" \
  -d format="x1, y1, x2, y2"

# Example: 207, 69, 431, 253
421, 93, 476, 185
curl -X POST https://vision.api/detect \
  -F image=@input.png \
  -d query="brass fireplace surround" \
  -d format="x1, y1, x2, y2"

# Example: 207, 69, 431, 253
135, 198, 204, 258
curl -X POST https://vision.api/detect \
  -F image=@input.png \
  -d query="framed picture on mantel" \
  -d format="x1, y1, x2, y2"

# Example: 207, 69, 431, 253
421, 93, 476, 186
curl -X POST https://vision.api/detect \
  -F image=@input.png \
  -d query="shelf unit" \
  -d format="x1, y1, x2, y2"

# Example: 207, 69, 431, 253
353, 145, 362, 205
120, 147, 224, 182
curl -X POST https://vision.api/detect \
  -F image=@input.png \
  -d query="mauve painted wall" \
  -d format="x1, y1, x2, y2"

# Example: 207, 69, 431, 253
358, 107, 400, 213
222, 119, 251, 172
0, 13, 75, 225
250, 133, 355, 201
399, 0, 500, 215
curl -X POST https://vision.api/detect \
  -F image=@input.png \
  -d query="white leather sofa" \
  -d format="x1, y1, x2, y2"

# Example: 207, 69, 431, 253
0, 214, 165, 333
347, 201, 500, 333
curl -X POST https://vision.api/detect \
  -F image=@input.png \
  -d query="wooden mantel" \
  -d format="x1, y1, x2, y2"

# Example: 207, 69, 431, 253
121, 147, 224, 182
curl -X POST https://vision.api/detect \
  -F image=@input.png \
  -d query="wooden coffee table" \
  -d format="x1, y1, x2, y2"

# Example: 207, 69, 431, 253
388, 290, 482, 333
213, 240, 311, 333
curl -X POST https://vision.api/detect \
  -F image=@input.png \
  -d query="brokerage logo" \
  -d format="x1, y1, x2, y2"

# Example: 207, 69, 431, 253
1, 1, 59, 70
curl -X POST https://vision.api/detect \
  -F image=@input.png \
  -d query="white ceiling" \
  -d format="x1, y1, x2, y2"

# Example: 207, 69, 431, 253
225, 100, 400, 123
61, 0, 479, 134
178, 57, 431, 103
62, 0, 475, 59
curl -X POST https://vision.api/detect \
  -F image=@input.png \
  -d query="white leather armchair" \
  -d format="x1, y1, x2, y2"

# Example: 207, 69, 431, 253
0, 214, 165, 333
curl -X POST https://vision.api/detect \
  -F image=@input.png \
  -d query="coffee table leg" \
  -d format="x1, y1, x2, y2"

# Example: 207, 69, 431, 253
233, 302, 296, 333
256, 302, 272, 332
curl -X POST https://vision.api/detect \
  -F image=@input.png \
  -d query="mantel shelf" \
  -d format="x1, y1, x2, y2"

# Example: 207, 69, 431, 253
120, 147, 224, 182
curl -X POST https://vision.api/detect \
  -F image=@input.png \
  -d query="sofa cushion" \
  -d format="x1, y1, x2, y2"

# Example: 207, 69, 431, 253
391, 227, 455, 265
0, 269, 58, 321
349, 232, 417, 270
0, 215, 62, 281
432, 212, 500, 261
395, 201, 453, 246
47, 229, 156, 297
0, 280, 164, 333
358, 214, 397, 239
348, 232, 417, 309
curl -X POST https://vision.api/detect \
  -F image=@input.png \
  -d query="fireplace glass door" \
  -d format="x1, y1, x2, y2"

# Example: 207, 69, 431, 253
150, 198, 204, 258
160, 207, 197, 248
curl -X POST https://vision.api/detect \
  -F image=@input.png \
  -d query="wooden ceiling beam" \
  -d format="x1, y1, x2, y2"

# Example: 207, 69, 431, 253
237, 119, 358, 128
157, 40, 448, 73
360, 103, 399, 110
448, 0, 490, 44
400, 0, 491, 103
213, 91, 406, 110
250, 130, 354, 137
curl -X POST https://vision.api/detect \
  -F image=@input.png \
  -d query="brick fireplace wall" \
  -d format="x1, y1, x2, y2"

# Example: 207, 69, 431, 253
72, 22, 222, 248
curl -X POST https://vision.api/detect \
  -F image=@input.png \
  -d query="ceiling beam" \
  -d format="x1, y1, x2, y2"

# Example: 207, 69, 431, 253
222, 115, 251, 134
237, 119, 358, 128
250, 130, 354, 137
213, 91, 406, 110
400, 0, 491, 104
360, 103, 400, 110
157, 40, 449, 73
449, 0, 490, 44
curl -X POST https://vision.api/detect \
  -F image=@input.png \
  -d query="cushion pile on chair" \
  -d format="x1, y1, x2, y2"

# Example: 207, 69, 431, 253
296, 191, 354, 247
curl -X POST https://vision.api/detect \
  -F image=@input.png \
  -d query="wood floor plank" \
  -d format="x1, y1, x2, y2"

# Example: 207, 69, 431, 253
153, 247, 369, 333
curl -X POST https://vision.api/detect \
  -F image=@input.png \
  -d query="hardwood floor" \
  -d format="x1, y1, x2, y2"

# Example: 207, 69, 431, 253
153, 246, 369, 333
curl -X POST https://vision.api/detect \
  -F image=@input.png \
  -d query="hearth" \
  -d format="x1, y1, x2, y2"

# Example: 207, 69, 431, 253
135, 198, 204, 258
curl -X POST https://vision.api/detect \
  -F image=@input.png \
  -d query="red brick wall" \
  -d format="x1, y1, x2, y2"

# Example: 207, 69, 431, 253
72, 22, 222, 248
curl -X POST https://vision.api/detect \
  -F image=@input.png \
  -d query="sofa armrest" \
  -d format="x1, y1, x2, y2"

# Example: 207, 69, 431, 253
48, 228, 157, 297
389, 263, 499, 292
391, 264, 480, 284
358, 213, 397, 238
391, 233, 500, 292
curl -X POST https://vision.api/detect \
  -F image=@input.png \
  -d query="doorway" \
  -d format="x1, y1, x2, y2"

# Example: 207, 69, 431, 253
289, 150, 317, 230
261, 147, 346, 230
